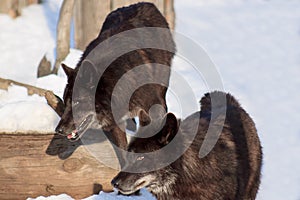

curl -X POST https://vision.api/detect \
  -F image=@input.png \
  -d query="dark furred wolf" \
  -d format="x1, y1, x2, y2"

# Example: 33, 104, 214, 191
55, 2, 175, 149
112, 91, 262, 200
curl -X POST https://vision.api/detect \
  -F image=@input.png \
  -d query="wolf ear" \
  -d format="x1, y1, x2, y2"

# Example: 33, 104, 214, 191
78, 60, 98, 89
138, 109, 151, 126
61, 63, 74, 78
157, 113, 178, 145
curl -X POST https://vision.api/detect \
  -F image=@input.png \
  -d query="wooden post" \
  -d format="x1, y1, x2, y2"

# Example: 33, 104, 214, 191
0, 0, 40, 18
164, 0, 175, 30
73, 0, 174, 51
53, 0, 75, 74
74, 0, 110, 50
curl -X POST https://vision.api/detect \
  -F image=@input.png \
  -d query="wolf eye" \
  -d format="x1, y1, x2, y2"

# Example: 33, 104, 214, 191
136, 156, 144, 161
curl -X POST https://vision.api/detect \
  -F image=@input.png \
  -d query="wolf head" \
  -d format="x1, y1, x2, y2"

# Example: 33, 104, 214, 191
111, 113, 180, 195
55, 61, 99, 141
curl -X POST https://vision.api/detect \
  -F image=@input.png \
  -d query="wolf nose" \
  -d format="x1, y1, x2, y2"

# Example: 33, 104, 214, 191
111, 178, 119, 188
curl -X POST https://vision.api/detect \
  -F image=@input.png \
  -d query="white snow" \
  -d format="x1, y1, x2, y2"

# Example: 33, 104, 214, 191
26, 189, 155, 200
1, 0, 300, 199
27, 194, 73, 200
82, 189, 155, 200
175, 1, 300, 200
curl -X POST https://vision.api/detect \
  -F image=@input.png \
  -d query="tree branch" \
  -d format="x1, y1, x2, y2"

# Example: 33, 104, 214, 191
0, 77, 64, 117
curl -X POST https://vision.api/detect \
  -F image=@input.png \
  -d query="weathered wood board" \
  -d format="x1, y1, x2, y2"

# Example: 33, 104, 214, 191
0, 133, 119, 200
73, 0, 175, 50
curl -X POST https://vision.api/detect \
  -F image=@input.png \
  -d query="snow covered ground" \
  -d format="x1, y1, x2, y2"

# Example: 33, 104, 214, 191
0, 0, 300, 199
26, 189, 155, 200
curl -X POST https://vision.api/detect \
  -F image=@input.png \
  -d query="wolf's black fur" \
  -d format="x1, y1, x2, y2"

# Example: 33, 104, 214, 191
55, 2, 175, 152
112, 91, 262, 200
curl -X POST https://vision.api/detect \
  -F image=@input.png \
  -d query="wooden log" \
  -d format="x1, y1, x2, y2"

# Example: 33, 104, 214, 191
0, 77, 48, 96
37, 54, 52, 78
0, 0, 40, 18
74, 0, 110, 50
0, 77, 64, 117
70, 0, 175, 53
53, 0, 75, 74
0, 133, 119, 199
164, 0, 175, 30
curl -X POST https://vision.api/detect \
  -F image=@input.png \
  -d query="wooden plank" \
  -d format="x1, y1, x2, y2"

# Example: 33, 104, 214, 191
74, 0, 111, 50
0, 0, 11, 13
73, 0, 175, 50
0, 133, 119, 200
0, 0, 40, 18
164, 0, 175, 30
54, 0, 75, 74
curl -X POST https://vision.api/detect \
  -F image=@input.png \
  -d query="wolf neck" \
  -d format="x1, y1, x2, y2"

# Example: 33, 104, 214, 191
150, 151, 205, 200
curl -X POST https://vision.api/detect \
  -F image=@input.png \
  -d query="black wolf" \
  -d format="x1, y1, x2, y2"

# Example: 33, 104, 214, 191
55, 2, 175, 151
112, 91, 262, 200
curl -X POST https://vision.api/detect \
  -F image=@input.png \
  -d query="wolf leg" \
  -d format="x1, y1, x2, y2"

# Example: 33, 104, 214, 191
104, 125, 128, 169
